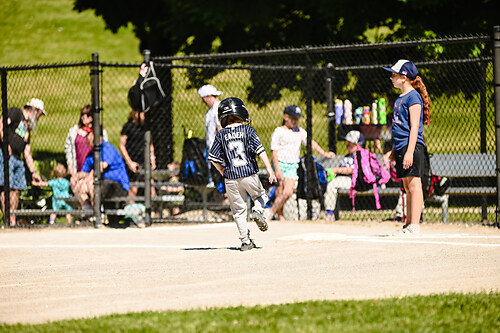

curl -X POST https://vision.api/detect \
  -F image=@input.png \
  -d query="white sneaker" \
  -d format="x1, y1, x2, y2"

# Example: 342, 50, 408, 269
324, 212, 335, 222
389, 224, 420, 236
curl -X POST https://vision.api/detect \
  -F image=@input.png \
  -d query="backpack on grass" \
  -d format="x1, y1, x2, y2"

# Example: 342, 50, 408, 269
350, 148, 390, 210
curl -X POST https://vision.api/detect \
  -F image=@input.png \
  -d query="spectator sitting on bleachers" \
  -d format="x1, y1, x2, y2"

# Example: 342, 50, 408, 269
323, 130, 364, 222
72, 129, 129, 210
65, 105, 109, 199
65, 105, 108, 176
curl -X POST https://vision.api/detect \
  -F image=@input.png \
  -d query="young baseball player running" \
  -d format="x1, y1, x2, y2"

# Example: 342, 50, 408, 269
209, 97, 277, 251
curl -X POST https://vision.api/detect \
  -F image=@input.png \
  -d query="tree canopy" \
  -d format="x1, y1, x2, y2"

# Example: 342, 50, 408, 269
73, 0, 497, 164
73, 0, 498, 57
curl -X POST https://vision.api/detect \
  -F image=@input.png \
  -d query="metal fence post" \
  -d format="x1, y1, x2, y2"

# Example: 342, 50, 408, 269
143, 49, 152, 227
325, 63, 337, 154
480, 61, 487, 154
493, 26, 500, 226
1, 69, 10, 227
480, 58, 488, 221
305, 47, 314, 220
91, 52, 102, 228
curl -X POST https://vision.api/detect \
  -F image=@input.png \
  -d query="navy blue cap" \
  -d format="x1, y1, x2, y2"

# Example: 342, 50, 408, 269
284, 105, 301, 118
383, 59, 419, 80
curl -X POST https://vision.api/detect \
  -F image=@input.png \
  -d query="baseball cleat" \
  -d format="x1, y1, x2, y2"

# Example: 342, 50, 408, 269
250, 211, 268, 232
240, 240, 256, 251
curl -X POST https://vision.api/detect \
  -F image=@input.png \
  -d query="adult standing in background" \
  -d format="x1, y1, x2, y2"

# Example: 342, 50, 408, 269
198, 84, 222, 151
0, 98, 46, 226
198, 84, 224, 190
119, 108, 156, 200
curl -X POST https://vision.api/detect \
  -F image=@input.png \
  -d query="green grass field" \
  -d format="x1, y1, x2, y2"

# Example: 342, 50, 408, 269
0, 0, 142, 65
1, 292, 499, 332
0, 0, 143, 158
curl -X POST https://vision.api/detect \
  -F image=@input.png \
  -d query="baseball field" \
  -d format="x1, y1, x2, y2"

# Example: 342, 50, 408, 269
0, 220, 499, 331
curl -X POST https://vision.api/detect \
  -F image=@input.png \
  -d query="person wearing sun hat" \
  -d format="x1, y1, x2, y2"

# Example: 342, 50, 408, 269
383, 59, 432, 236
26, 98, 47, 115
0, 98, 47, 226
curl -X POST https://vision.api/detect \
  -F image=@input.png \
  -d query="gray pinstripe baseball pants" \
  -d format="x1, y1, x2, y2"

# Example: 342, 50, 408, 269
225, 174, 268, 243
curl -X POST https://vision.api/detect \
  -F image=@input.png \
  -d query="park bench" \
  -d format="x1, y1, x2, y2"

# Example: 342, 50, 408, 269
12, 168, 230, 225
282, 153, 495, 223
317, 153, 496, 223
12, 153, 495, 225
13, 191, 185, 226
104, 168, 229, 222
422, 153, 496, 222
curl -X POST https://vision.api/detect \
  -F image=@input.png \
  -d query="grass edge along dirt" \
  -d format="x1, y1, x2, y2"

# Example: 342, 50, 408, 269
1, 292, 499, 332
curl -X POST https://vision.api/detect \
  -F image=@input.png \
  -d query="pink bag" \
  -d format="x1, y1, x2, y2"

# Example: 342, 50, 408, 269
350, 148, 390, 210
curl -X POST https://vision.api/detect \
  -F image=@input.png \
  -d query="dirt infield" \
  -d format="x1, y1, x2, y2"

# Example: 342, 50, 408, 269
1, 220, 499, 324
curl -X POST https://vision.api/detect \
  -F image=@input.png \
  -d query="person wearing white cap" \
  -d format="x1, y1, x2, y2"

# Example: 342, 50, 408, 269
198, 84, 223, 151
198, 84, 226, 194
323, 130, 363, 222
0, 98, 46, 226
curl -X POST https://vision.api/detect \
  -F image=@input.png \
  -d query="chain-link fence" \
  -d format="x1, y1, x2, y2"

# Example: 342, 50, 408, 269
1, 33, 497, 227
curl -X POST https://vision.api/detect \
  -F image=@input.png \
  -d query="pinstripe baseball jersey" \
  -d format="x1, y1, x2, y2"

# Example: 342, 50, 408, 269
208, 123, 265, 179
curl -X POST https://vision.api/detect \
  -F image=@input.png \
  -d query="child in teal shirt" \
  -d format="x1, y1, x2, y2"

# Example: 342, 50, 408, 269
33, 163, 72, 224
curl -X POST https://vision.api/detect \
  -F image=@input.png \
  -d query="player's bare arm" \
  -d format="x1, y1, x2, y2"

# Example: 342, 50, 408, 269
259, 151, 277, 184
210, 161, 225, 176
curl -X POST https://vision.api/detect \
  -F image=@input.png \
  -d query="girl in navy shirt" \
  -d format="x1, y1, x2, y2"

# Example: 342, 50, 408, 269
383, 60, 431, 235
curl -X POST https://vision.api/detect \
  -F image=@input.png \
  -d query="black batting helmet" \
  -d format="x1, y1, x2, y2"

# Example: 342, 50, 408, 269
218, 97, 249, 128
